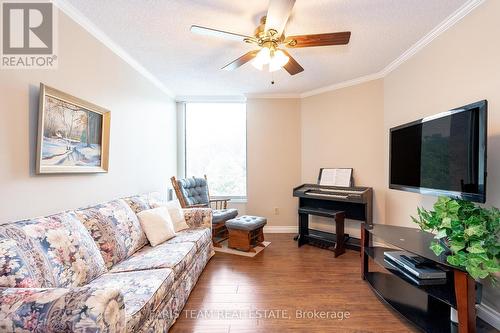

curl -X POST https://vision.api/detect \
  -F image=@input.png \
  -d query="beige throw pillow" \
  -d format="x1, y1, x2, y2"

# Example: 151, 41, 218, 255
165, 200, 190, 232
137, 207, 176, 246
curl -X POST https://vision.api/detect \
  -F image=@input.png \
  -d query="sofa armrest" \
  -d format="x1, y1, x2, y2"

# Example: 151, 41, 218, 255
183, 208, 212, 229
0, 286, 125, 332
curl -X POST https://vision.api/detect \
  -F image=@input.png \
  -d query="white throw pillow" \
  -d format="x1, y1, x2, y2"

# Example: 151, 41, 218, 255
137, 207, 176, 246
165, 200, 190, 232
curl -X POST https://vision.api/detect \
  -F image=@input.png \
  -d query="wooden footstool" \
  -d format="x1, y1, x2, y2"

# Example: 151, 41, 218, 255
226, 216, 267, 252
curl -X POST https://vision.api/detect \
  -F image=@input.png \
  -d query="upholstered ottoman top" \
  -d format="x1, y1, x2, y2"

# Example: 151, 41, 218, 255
226, 215, 267, 231
212, 209, 238, 224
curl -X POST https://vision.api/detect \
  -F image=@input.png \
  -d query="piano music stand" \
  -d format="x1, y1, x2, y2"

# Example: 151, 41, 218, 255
318, 168, 354, 187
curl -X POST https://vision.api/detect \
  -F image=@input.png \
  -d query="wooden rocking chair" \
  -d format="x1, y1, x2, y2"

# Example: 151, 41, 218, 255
171, 175, 238, 246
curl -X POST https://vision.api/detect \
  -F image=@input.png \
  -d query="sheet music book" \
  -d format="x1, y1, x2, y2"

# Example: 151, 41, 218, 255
318, 168, 353, 187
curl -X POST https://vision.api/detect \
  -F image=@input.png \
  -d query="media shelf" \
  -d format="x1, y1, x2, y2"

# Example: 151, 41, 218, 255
365, 247, 456, 307
361, 224, 487, 333
365, 271, 453, 333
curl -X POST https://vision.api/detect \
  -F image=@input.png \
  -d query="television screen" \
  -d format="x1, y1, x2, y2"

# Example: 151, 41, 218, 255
389, 100, 487, 203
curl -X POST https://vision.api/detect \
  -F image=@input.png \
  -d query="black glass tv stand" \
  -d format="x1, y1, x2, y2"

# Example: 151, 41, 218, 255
361, 224, 481, 333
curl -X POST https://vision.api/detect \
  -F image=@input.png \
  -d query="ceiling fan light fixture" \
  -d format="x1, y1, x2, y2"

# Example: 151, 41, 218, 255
269, 49, 289, 72
252, 60, 264, 71
251, 46, 271, 70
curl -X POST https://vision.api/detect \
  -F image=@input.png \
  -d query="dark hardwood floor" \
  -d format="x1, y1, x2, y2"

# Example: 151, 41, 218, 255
170, 234, 419, 332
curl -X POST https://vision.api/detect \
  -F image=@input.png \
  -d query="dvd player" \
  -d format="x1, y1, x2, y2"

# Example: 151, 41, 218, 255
383, 251, 446, 279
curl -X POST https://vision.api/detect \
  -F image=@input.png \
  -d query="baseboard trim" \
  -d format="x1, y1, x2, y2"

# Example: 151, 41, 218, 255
477, 303, 500, 330
264, 226, 298, 233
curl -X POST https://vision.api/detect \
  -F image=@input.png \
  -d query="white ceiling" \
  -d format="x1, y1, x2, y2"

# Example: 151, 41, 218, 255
64, 0, 470, 97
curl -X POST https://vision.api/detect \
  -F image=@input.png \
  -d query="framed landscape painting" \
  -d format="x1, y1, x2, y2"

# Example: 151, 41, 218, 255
36, 84, 110, 174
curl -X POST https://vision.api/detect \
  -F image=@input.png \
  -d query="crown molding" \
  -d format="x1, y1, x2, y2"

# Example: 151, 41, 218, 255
53, 0, 175, 99
300, 72, 384, 98
300, 0, 485, 98
245, 93, 301, 99
175, 95, 247, 103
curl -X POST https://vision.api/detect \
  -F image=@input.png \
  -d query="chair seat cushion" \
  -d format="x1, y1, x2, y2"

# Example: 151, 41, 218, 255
109, 242, 197, 278
212, 209, 238, 224
226, 215, 267, 231
89, 268, 174, 332
165, 228, 211, 251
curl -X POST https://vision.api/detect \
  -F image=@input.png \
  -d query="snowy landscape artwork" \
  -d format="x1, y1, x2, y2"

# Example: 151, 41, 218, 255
37, 84, 110, 173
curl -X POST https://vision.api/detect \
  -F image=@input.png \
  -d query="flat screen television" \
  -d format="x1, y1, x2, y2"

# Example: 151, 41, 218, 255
389, 100, 487, 203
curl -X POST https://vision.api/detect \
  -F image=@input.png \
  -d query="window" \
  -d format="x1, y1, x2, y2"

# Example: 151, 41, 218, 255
185, 103, 247, 199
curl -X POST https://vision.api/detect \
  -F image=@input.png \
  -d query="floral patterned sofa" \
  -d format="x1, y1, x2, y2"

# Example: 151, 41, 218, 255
0, 192, 213, 332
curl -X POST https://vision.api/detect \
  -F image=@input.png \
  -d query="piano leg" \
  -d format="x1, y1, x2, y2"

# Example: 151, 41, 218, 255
332, 212, 346, 257
298, 213, 309, 247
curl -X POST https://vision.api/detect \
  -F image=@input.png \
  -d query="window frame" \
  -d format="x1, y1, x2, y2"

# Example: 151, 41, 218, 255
183, 101, 248, 201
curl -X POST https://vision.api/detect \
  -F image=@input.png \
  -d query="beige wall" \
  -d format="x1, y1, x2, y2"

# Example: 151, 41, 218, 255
384, 0, 500, 312
245, 98, 301, 227
301, 80, 385, 236
293, 0, 499, 315
0, 11, 176, 222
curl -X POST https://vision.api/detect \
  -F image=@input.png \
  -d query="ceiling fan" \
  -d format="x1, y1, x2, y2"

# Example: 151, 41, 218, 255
190, 0, 351, 75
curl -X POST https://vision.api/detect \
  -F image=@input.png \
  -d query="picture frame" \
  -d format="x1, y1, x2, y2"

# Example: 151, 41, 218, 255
36, 83, 110, 174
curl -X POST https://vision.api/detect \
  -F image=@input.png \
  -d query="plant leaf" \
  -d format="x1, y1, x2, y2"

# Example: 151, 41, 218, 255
485, 259, 500, 273
467, 265, 489, 280
434, 229, 448, 239
464, 225, 486, 237
447, 254, 463, 267
442, 217, 452, 228
466, 241, 486, 254
430, 241, 445, 256
449, 240, 465, 253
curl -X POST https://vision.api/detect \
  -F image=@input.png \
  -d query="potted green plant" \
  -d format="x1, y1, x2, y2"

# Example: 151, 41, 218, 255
412, 196, 500, 281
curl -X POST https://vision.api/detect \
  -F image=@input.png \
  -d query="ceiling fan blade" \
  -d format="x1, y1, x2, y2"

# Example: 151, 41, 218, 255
191, 25, 252, 42
282, 50, 303, 75
285, 32, 351, 48
264, 0, 296, 36
221, 50, 259, 71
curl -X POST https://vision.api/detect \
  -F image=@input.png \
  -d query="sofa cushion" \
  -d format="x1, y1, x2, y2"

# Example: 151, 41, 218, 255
0, 233, 54, 288
0, 286, 125, 332
109, 242, 197, 278
89, 268, 174, 332
212, 208, 238, 224
122, 194, 151, 214
137, 207, 176, 247
164, 200, 189, 232
75, 199, 147, 269
0, 212, 107, 288
122, 192, 166, 213
165, 228, 211, 251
